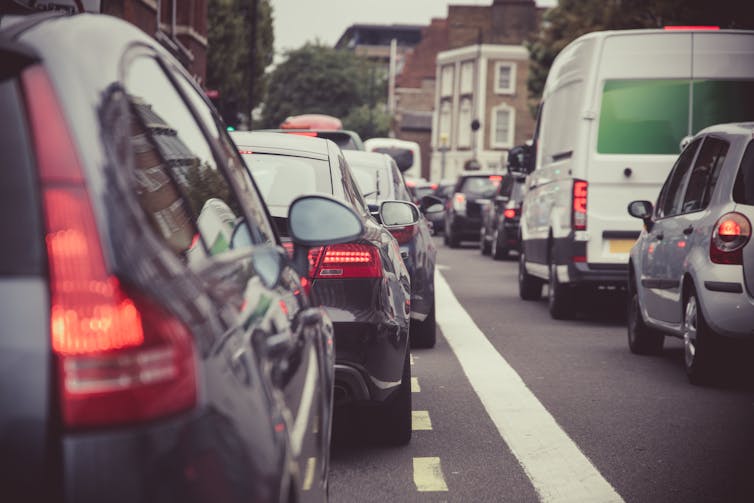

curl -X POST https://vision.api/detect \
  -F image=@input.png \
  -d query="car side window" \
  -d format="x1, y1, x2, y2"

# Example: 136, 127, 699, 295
124, 55, 259, 260
392, 162, 412, 202
681, 137, 729, 213
733, 140, 754, 205
656, 138, 701, 218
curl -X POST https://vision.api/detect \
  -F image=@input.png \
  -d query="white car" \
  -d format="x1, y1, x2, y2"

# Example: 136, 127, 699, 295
627, 122, 754, 384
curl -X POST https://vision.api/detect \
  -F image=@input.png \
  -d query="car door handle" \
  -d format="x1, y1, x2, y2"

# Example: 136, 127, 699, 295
683, 225, 693, 235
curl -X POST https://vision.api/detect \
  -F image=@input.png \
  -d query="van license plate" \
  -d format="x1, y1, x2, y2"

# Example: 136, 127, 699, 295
609, 239, 636, 254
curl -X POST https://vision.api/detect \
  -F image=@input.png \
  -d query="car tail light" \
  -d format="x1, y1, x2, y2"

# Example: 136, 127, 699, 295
710, 212, 751, 265
389, 224, 418, 245
453, 193, 466, 212
312, 243, 382, 278
286, 131, 317, 137
22, 65, 196, 428
664, 26, 719, 30
503, 208, 517, 219
573, 180, 588, 230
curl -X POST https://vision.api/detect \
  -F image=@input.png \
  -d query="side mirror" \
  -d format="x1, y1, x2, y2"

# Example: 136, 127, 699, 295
507, 143, 534, 174
288, 195, 364, 277
425, 203, 444, 214
379, 200, 420, 227
628, 200, 654, 230
230, 218, 253, 250
420, 194, 443, 212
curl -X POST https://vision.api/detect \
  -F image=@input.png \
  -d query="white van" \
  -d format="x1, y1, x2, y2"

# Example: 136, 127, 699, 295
364, 138, 421, 179
516, 28, 754, 319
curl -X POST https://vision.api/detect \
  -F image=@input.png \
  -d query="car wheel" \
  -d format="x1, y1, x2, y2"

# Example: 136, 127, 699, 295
372, 350, 412, 445
447, 227, 460, 248
627, 284, 664, 355
683, 288, 719, 385
411, 303, 436, 349
518, 251, 542, 300
491, 229, 508, 261
548, 256, 572, 320
479, 227, 491, 255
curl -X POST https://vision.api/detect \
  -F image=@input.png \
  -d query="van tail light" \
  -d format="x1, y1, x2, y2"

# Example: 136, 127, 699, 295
710, 212, 751, 265
22, 65, 196, 429
572, 180, 588, 230
312, 243, 382, 279
503, 208, 518, 219
389, 224, 418, 245
453, 193, 466, 213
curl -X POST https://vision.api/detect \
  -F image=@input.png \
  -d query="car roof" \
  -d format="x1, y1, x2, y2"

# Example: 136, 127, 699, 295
697, 122, 754, 137
230, 130, 331, 159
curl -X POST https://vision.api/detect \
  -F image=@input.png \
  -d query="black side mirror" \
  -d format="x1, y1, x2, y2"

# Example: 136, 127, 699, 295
628, 200, 654, 231
420, 194, 443, 212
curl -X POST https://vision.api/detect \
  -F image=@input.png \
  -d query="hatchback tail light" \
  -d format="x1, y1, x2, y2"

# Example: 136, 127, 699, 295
503, 208, 518, 219
312, 243, 382, 279
452, 193, 466, 213
389, 224, 418, 245
22, 65, 196, 429
572, 180, 588, 230
710, 212, 751, 265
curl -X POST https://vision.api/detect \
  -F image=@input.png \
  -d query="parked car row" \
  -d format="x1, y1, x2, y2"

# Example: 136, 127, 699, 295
0, 8, 437, 502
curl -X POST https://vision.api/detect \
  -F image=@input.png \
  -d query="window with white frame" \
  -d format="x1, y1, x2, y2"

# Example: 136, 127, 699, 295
460, 61, 474, 95
491, 104, 514, 148
458, 98, 472, 148
441, 65, 454, 97
494, 62, 516, 94
439, 101, 452, 147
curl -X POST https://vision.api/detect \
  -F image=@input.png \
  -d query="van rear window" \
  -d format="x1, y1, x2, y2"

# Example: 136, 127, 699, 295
598, 79, 754, 155
372, 147, 414, 172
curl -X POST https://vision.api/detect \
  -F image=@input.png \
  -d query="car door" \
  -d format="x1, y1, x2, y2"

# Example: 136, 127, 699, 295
123, 52, 330, 497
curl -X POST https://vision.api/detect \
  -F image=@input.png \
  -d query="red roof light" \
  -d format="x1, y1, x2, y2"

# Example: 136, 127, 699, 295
664, 26, 719, 30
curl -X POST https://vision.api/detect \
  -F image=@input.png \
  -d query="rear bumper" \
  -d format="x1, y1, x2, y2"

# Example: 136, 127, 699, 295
448, 214, 483, 239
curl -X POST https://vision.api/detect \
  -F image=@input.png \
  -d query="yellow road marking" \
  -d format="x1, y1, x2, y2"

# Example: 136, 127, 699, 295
413, 457, 449, 492
302, 457, 316, 491
411, 377, 421, 392
412, 410, 432, 430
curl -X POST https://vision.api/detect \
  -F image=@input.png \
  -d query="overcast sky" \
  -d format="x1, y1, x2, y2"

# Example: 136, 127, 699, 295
270, 0, 558, 56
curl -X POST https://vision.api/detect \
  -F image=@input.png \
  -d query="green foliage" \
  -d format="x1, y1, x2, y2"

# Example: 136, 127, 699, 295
526, 0, 754, 117
260, 44, 387, 130
342, 105, 392, 140
207, 0, 274, 127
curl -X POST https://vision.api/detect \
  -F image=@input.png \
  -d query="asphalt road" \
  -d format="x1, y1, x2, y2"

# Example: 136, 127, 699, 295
329, 238, 754, 502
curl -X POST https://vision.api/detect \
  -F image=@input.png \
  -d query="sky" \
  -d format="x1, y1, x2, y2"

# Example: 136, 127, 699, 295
270, 0, 558, 57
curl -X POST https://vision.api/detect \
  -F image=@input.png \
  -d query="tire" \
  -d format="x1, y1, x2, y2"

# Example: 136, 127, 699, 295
548, 255, 573, 320
683, 288, 720, 385
446, 226, 460, 248
518, 251, 543, 300
479, 227, 491, 255
491, 228, 508, 261
627, 285, 664, 355
372, 350, 412, 445
411, 303, 436, 349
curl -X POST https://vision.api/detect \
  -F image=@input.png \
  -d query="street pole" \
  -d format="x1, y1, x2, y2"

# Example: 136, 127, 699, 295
248, 0, 258, 128
471, 27, 482, 163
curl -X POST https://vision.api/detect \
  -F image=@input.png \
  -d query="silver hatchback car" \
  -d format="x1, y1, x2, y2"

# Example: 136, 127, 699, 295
627, 122, 754, 384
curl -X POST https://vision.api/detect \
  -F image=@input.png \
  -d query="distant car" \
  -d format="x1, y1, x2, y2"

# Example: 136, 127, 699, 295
444, 172, 502, 248
259, 128, 365, 150
479, 172, 526, 260
424, 180, 455, 235
0, 9, 353, 502
231, 131, 416, 444
627, 122, 754, 385
344, 150, 438, 348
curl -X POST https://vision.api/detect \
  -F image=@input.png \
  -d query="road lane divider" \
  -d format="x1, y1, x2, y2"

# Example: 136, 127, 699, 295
435, 271, 624, 503
411, 377, 421, 392
413, 457, 449, 492
412, 410, 432, 431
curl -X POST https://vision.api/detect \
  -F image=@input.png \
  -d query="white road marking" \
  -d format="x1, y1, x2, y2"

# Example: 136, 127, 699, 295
412, 410, 432, 430
436, 264, 450, 271
411, 376, 421, 392
413, 457, 449, 492
410, 353, 415, 365
435, 271, 624, 503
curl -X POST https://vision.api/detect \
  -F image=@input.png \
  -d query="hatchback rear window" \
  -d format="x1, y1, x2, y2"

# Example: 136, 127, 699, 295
350, 163, 392, 203
459, 176, 500, 198
241, 153, 332, 209
371, 147, 414, 172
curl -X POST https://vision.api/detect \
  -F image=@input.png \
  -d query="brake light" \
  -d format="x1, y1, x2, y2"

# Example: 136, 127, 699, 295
22, 65, 196, 428
710, 212, 751, 265
503, 208, 517, 219
238, 149, 253, 155
389, 224, 418, 245
312, 243, 382, 278
664, 26, 719, 30
573, 180, 588, 230
489, 175, 502, 184
286, 131, 317, 137
453, 193, 466, 212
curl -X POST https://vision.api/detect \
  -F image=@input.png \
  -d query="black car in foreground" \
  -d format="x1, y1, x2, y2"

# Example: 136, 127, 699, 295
344, 150, 438, 348
232, 131, 416, 445
0, 9, 357, 502
479, 172, 526, 260
444, 171, 502, 247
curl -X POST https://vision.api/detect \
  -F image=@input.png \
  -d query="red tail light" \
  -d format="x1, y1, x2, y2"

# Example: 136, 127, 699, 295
389, 224, 418, 245
573, 180, 588, 230
312, 243, 382, 278
22, 65, 196, 428
710, 212, 751, 265
285, 131, 318, 137
503, 208, 517, 219
453, 193, 466, 212
664, 26, 719, 30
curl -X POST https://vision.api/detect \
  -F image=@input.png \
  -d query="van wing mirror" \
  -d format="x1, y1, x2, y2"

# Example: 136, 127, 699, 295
507, 143, 534, 174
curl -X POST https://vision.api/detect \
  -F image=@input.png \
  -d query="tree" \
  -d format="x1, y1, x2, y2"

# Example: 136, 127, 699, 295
526, 0, 754, 116
261, 43, 387, 137
207, 0, 274, 128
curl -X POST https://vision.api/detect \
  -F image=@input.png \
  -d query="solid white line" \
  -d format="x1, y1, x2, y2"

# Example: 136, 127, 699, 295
435, 271, 624, 503
412, 410, 432, 430
411, 376, 421, 392
410, 353, 415, 365
413, 457, 449, 492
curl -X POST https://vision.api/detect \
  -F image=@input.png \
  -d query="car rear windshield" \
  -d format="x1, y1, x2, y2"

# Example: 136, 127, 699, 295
371, 147, 414, 172
733, 140, 754, 206
241, 153, 332, 208
459, 176, 501, 198
350, 163, 393, 203
0, 77, 44, 276
597, 79, 754, 155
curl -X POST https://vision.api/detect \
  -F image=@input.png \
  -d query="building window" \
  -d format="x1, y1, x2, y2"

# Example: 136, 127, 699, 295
494, 62, 516, 94
458, 98, 472, 148
439, 101, 452, 147
491, 104, 514, 148
460, 61, 474, 95
441, 65, 454, 97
